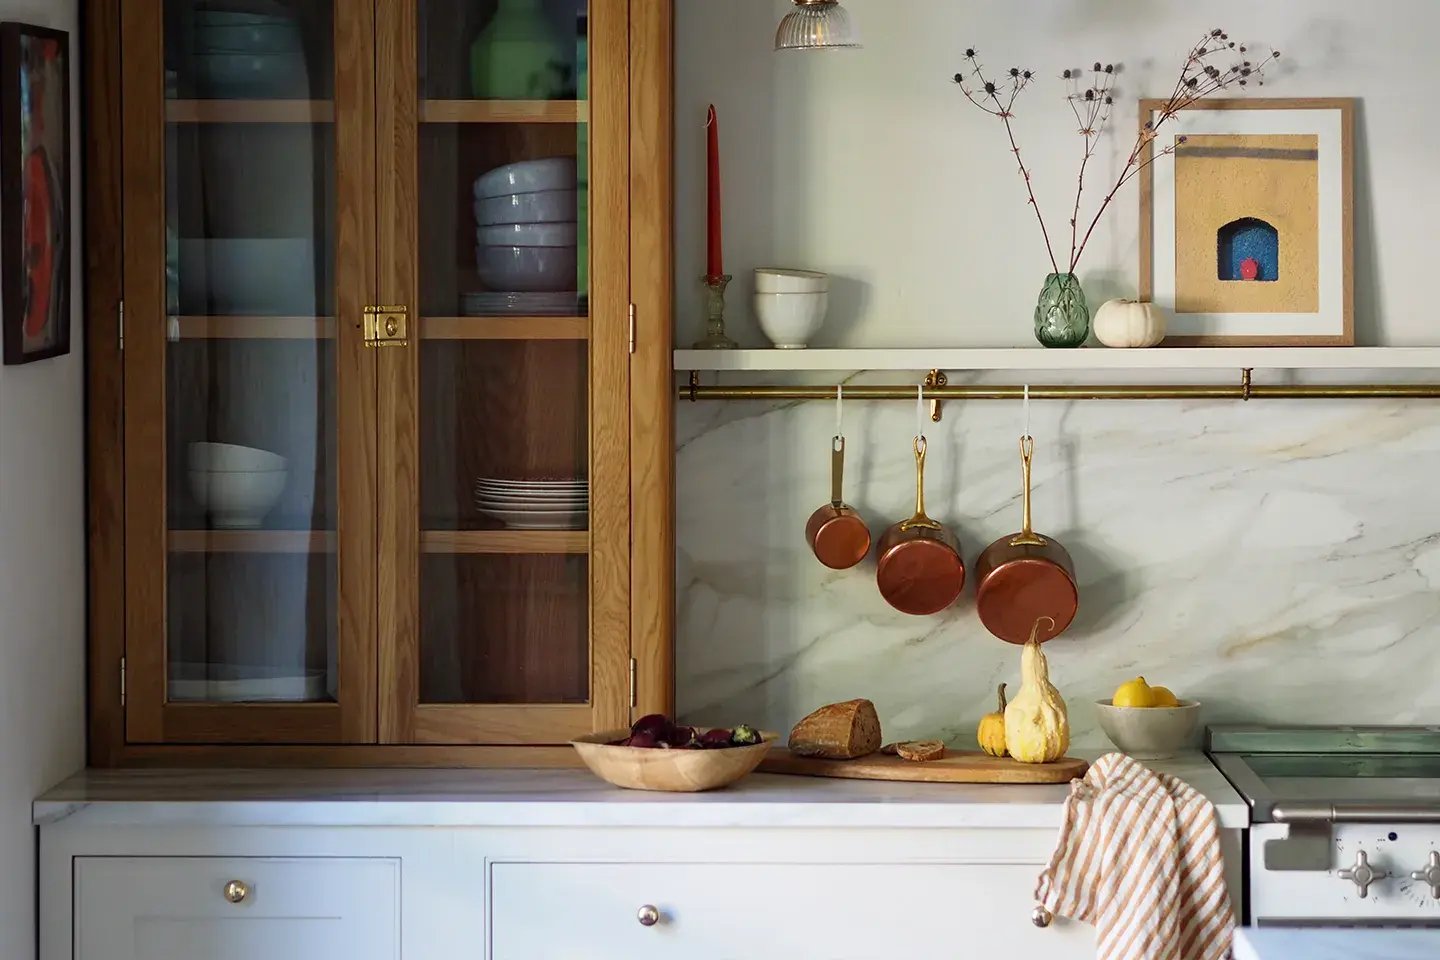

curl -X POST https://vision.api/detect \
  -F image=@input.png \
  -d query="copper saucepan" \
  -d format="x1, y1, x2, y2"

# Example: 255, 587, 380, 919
806, 436, 871, 569
974, 436, 1078, 643
876, 436, 966, 616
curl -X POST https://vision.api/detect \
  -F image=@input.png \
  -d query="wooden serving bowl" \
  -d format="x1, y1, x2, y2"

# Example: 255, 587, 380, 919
572, 728, 779, 792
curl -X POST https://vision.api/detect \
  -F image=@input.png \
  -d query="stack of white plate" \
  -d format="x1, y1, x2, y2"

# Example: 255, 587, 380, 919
470, 157, 580, 307
474, 477, 588, 530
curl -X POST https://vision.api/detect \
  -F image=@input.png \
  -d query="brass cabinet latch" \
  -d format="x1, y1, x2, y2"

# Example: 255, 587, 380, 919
363, 305, 409, 347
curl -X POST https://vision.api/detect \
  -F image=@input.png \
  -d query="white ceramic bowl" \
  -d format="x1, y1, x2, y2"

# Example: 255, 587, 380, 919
473, 190, 578, 226
194, 22, 304, 54
754, 290, 828, 349
473, 158, 577, 200
188, 441, 287, 473
189, 469, 288, 529
1094, 699, 1202, 760
178, 238, 319, 315
755, 267, 829, 294
476, 222, 578, 248
476, 244, 578, 293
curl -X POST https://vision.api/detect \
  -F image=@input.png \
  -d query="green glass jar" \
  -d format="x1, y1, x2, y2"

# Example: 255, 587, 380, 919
469, 0, 569, 100
1034, 273, 1090, 348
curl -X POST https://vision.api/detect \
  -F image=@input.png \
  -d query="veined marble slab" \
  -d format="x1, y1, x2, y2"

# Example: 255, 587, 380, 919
34, 753, 1246, 829
676, 389, 1440, 747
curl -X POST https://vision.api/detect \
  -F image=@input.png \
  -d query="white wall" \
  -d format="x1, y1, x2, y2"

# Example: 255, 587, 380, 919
673, 2, 1440, 743
676, 0, 1434, 348
0, 1, 84, 958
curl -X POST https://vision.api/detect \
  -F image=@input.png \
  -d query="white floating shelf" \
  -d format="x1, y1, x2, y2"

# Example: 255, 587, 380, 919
674, 347, 1440, 373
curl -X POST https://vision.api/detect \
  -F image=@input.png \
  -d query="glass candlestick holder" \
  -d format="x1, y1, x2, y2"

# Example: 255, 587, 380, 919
692, 274, 737, 349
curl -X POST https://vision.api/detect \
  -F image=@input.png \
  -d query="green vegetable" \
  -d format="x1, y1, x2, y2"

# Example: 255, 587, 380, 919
730, 724, 762, 746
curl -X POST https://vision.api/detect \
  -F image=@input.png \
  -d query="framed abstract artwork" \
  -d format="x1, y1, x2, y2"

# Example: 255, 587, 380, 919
1, 22, 69, 364
1140, 98, 1355, 346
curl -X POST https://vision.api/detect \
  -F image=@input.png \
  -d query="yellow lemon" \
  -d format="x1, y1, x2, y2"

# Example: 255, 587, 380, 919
1151, 686, 1180, 708
1112, 676, 1158, 708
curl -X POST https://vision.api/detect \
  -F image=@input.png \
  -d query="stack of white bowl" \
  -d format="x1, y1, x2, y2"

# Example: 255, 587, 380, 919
754, 268, 830, 349
470, 157, 580, 313
188, 442, 289, 529
473, 477, 588, 530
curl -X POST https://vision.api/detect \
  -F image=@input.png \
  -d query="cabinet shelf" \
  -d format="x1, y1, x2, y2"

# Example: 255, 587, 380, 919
168, 530, 337, 554
172, 316, 336, 340
420, 99, 587, 124
422, 316, 588, 340
420, 530, 588, 555
166, 100, 335, 124
674, 347, 1440, 373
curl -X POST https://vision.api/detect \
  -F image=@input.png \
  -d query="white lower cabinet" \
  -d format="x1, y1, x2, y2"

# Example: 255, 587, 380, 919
73, 857, 401, 960
491, 861, 1095, 959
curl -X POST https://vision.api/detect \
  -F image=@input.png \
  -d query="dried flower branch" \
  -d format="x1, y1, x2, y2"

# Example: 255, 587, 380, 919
954, 30, 1281, 276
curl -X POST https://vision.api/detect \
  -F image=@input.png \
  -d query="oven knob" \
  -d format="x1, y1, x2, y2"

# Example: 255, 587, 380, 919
1338, 849, 1387, 898
1409, 851, 1440, 899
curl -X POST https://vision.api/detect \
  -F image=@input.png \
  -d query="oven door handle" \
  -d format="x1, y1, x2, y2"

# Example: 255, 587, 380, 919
1274, 803, 1440, 823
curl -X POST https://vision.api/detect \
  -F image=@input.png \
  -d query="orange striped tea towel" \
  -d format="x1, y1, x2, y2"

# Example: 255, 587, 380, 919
1035, 753, 1234, 960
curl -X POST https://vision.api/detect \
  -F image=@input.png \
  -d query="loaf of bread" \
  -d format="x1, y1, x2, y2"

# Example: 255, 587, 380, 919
895, 740, 946, 762
788, 698, 882, 759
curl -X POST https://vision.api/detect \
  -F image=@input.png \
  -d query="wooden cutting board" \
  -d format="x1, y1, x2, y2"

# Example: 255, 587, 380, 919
759, 748, 1088, 785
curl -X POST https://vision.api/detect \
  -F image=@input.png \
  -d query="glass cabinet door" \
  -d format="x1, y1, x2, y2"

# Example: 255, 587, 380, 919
120, 0, 374, 743
377, 0, 630, 744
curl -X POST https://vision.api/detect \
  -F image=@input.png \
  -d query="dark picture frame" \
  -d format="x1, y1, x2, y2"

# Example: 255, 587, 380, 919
1, 22, 70, 364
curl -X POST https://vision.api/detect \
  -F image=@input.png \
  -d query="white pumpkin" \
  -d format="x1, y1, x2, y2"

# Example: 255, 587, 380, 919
1093, 299, 1167, 348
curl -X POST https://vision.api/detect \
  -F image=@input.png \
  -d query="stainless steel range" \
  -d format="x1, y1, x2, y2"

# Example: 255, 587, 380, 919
1210, 726, 1440, 927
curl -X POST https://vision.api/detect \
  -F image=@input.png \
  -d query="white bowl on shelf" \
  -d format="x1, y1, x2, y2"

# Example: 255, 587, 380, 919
476, 222, 578, 248
755, 267, 829, 294
188, 468, 289, 529
194, 22, 304, 54
476, 244, 578, 293
473, 157, 577, 200
754, 290, 828, 349
193, 51, 310, 98
188, 441, 287, 473
474, 189, 578, 226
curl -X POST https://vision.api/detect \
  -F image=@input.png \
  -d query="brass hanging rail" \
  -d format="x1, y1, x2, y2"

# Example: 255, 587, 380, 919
679, 370, 1440, 404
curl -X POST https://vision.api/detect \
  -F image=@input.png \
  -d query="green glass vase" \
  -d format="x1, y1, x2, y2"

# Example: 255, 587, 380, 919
469, 0, 569, 100
1034, 272, 1090, 348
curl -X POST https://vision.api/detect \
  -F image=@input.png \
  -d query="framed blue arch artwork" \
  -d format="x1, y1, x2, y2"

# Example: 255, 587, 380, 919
1140, 99, 1354, 345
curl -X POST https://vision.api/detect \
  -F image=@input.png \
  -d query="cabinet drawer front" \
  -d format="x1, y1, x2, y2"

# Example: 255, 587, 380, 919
491, 862, 1095, 959
75, 857, 399, 960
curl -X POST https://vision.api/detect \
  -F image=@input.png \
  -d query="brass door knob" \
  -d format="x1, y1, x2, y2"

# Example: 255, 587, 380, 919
1031, 905, 1053, 928
223, 880, 250, 904
636, 904, 660, 927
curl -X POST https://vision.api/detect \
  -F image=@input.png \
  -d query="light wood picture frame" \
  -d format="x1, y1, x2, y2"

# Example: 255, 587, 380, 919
1139, 98, 1355, 346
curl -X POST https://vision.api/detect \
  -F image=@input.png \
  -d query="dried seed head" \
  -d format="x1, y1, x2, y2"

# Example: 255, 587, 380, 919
965, 47, 977, 58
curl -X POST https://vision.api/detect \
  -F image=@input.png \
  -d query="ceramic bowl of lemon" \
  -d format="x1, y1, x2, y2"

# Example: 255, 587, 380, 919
1094, 677, 1200, 760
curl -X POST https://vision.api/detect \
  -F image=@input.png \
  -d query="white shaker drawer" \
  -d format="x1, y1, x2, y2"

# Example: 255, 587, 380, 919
491, 861, 1095, 959
74, 857, 400, 960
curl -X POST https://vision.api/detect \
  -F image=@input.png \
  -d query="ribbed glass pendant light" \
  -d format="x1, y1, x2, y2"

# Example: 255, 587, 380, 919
775, 0, 861, 51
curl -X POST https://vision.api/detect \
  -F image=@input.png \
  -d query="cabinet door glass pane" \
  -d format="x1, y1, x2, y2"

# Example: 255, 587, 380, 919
163, 0, 337, 704
417, 0, 590, 707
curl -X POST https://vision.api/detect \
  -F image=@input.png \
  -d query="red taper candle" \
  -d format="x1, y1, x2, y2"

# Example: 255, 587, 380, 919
705, 104, 724, 279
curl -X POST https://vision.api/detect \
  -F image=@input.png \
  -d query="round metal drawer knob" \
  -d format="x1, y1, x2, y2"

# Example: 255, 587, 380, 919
637, 904, 660, 927
1032, 905, 1053, 928
223, 880, 250, 904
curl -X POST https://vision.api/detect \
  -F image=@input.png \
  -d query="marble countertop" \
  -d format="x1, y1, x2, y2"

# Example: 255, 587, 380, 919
1234, 929, 1440, 960
35, 753, 1248, 830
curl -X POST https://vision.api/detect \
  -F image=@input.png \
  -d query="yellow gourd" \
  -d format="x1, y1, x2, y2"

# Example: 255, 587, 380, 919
1004, 619, 1070, 764
976, 683, 1008, 757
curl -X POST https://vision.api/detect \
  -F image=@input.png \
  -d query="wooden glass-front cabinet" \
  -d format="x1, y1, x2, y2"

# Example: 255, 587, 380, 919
93, 0, 673, 762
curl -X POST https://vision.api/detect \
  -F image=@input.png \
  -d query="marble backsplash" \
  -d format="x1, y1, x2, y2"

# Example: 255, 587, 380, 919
675, 390, 1440, 747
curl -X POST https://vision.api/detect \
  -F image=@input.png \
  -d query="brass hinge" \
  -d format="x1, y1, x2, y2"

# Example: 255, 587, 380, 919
628, 657, 638, 708
363, 305, 409, 347
119, 657, 126, 706
628, 303, 636, 354
118, 300, 125, 351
